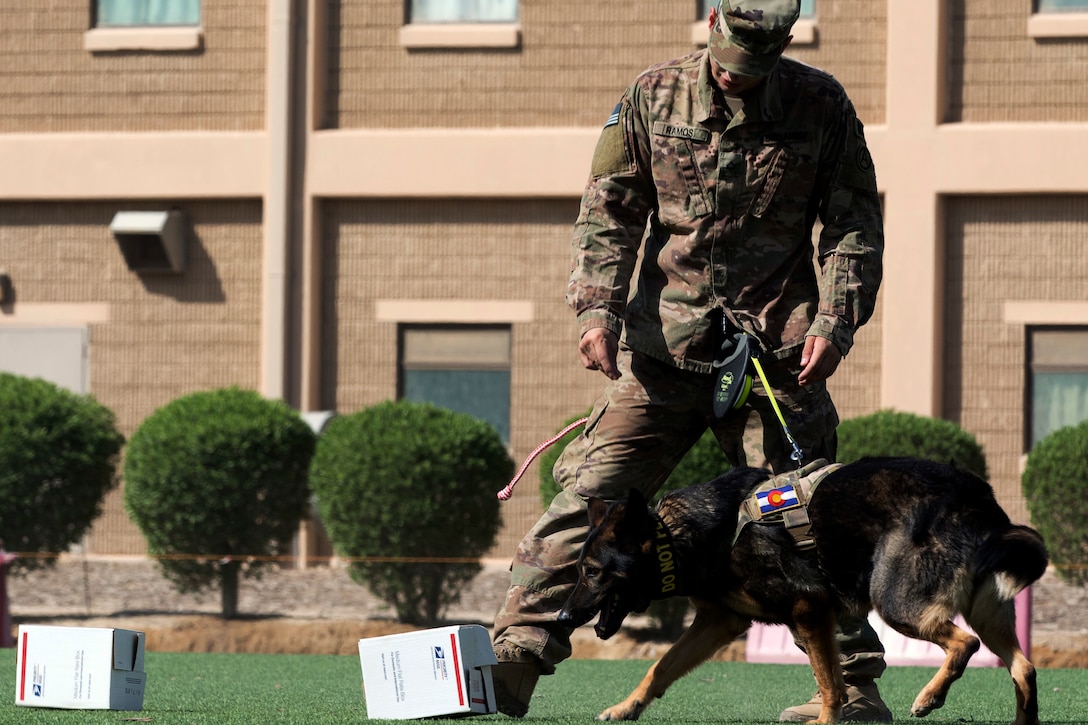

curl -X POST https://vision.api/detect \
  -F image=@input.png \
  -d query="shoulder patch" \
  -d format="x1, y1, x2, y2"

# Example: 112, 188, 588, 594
604, 103, 621, 129
589, 102, 631, 178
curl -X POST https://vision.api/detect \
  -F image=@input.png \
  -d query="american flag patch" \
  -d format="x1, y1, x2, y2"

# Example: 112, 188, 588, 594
756, 485, 800, 514
604, 103, 621, 128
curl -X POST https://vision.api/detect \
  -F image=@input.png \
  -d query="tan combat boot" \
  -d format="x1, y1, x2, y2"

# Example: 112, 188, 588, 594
492, 642, 542, 718
778, 679, 893, 722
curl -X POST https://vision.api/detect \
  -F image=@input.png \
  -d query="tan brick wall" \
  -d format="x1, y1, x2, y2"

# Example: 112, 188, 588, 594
328, 0, 886, 129
0, 1, 265, 132
943, 195, 1088, 524
321, 199, 599, 558
321, 197, 887, 558
950, 0, 1088, 122
0, 200, 264, 554
790, 0, 888, 125
826, 299, 883, 422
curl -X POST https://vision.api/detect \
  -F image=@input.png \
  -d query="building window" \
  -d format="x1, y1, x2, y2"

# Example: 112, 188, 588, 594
698, 0, 814, 19
410, 0, 517, 23
1037, 0, 1088, 11
95, 0, 201, 27
399, 325, 511, 443
1027, 327, 1088, 449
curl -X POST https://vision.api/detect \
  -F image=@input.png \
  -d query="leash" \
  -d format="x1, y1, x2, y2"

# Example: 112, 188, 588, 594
496, 416, 589, 501
750, 355, 805, 464
496, 338, 805, 501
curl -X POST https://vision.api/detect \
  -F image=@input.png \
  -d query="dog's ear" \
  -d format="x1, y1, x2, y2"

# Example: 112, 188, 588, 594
626, 487, 647, 510
587, 496, 611, 528
620, 488, 654, 537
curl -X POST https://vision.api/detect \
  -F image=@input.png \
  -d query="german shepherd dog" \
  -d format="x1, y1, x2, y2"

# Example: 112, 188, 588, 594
557, 457, 1048, 725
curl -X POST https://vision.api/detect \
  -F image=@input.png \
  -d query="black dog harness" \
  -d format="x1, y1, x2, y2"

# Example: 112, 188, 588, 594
733, 459, 842, 550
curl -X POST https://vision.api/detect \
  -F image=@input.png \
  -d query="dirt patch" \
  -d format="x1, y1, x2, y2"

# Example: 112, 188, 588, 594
6, 558, 1086, 667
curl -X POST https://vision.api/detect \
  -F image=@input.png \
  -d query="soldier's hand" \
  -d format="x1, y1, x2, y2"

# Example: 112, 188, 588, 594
579, 328, 620, 380
798, 335, 842, 386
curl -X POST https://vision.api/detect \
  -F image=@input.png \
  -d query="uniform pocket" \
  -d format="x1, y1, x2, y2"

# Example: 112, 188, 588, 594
651, 127, 714, 225
748, 146, 791, 218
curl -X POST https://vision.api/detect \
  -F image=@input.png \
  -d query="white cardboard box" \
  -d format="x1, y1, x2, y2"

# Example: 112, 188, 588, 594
359, 624, 497, 719
14, 625, 147, 710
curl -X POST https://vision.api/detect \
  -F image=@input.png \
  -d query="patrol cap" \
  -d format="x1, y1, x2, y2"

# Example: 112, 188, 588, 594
708, 0, 800, 77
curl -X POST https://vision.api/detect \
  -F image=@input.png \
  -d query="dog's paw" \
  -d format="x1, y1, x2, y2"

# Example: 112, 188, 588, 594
597, 700, 644, 721
910, 691, 945, 718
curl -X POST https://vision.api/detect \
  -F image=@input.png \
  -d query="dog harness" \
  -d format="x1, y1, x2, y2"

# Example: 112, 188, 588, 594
732, 459, 842, 550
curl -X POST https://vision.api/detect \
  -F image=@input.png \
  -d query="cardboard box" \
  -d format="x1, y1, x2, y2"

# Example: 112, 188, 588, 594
359, 624, 497, 719
15, 625, 147, 710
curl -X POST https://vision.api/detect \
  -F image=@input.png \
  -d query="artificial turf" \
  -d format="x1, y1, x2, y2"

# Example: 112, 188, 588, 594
1, 649, 1086, 723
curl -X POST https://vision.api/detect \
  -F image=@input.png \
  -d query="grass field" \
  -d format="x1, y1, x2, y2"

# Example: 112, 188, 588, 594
1, 649, 1087, 723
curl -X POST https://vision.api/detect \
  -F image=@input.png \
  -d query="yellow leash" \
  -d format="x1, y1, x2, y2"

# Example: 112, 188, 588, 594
750, 355, 805, 464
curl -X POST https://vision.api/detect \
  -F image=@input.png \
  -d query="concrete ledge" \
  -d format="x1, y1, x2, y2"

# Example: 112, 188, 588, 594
85, 27, 203, 52
399, 23, 520, 48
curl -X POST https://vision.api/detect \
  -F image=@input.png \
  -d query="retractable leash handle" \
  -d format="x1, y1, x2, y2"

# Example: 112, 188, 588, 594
749, 354, 805, 464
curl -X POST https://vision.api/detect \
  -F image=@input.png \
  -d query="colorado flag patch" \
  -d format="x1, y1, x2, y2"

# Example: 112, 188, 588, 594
756, 485, 800, 514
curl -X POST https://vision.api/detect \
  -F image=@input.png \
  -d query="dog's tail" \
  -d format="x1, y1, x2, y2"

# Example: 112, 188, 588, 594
974, 525, 1049, 601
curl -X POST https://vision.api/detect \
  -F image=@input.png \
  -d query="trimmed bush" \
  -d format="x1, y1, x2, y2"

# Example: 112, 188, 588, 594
123, 387, 316, 619
1022, 420, 1088, 586
0, 373, 124, 571
537, 414, 730, 637
310, 400, 512, 625
836, 409, 988, 479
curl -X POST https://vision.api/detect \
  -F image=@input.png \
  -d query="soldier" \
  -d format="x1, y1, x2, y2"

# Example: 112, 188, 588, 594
492, 0, 887, 721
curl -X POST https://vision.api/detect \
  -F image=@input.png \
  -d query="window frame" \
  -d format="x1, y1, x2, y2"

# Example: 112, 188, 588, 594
401, 0, 521, 48
397, 323, 513, 443
86, 0, 203, 52
1029, 0, 1088, 37
1024, 324, 1088, 451
692, 0, 817, 47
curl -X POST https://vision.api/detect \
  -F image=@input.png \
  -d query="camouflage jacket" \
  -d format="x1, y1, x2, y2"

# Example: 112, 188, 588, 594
567, 50, 883, 374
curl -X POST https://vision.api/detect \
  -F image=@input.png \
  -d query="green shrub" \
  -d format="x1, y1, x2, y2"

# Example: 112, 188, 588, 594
0, 373, 124, 571
310, 400, 512, 625
537, 414, 730, 637
123, 387, 316, 618
836, 409, 988, 479
1022, 420, 1088, 586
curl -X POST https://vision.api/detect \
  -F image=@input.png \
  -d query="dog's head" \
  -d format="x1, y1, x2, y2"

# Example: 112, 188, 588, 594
557, 489, 659, 640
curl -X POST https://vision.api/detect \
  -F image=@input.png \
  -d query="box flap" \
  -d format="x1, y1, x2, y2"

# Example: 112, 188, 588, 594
109, 670, 147, 711
455, 625, 498, 668
112, 630, 146, 672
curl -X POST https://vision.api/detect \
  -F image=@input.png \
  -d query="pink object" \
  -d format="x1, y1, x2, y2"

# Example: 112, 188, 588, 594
497, 417, 588, 501
746, 587, 1032, 668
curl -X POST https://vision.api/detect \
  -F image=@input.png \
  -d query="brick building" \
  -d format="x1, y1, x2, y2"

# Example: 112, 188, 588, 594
2, 1, 1088, 561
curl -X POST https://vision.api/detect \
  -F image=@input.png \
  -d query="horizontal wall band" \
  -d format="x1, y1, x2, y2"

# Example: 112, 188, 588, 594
0, 303, 111, 325
1004, 301, 1088, 324
6, 124, 1088, 200
0, 132, 265, 200
375, 299, 534, 323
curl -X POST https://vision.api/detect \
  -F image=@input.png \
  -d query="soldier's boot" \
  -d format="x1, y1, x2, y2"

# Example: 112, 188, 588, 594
778, 678, 893, 722
492, 642, 542, 718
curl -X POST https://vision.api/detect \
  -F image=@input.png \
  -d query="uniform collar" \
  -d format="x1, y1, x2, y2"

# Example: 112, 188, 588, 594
697, 50, 786, 129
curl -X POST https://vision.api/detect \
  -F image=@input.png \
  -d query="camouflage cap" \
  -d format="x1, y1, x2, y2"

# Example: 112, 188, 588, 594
708, 0, 800, 77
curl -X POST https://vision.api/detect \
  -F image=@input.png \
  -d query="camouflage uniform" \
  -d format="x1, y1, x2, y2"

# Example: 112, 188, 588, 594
494, 19, 883, 686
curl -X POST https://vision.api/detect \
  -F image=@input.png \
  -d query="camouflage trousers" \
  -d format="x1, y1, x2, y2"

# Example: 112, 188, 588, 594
493, 346, 886, 680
